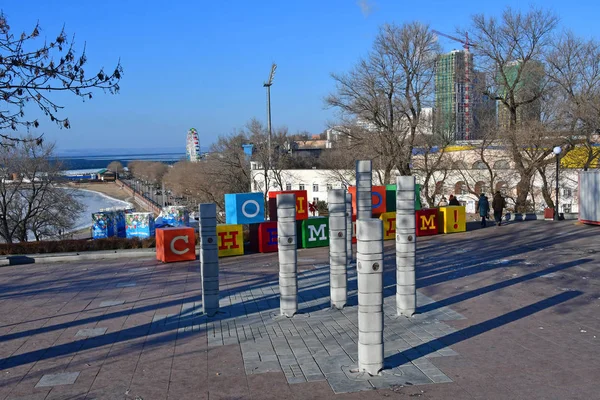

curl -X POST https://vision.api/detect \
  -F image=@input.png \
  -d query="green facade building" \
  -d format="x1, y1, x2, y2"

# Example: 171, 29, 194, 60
434, 50, 472, 141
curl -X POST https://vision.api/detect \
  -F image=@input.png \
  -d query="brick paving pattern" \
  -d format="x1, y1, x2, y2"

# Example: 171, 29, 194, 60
201, 265, 463, 392
0, 221, 598, 399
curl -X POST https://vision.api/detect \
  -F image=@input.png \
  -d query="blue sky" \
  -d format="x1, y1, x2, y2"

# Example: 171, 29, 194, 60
2, 0, 599, 151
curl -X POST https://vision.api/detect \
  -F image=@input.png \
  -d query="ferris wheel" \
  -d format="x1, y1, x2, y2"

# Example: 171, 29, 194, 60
186, 128, 201, 162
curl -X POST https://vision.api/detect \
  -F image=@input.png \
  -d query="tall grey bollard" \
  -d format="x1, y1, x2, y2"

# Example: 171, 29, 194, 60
356, 160, 372, 220
328, 189, 347, 309
345, 192, 353, 265
396, 176, 416, 317
356, 218, 384, 375
277, 193, 297, 317
199, 203, 219, 317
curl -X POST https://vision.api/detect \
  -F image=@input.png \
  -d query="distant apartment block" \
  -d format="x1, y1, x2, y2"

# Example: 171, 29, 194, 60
496, 60, 543, 129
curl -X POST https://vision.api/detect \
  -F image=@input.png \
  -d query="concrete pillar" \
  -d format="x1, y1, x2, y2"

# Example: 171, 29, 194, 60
356, 218, 384, 376
328, 189, 347, 309
277, 193, 297, 317
396, 176, 416, 317
199, 203, 219, 317
355, 160, 372, 220
345, 191, 353, 265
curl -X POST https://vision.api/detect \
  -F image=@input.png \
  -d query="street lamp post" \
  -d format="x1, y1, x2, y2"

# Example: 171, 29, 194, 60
553, 146, 562, 221
263, 63, 277, 168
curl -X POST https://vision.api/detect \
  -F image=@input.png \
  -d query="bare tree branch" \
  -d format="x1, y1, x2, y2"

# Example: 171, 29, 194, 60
0, 12, 123, 144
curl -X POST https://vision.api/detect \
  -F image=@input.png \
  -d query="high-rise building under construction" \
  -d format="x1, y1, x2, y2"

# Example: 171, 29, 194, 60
434, 50, 473, 141
434, 50, 495, 141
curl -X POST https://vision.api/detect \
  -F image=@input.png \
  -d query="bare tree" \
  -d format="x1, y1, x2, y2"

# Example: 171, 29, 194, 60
326, 22, 440, 183
546, 32, 600, 170
162, 161, 228, 217
412, 134, 452, 208
208, 133, 252, 191
469, 6, 563, 212
317, 144, 361, 187
107, 161, 123, 177
452, 131, 508, 200
0, 138, 83, 243
0, 12, 122, 144
28, 187, 84, 240
244, 118, 291, 193
128, 161, 168, 186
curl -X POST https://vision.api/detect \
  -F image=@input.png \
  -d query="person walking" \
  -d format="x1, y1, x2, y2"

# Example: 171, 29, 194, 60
477, 193, 490, 228
438, 196, 448, 207
492, 191, 506, 226
448, 194, 460, 206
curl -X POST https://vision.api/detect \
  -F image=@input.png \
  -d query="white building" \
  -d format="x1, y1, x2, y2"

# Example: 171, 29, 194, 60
250, 146, 582, 215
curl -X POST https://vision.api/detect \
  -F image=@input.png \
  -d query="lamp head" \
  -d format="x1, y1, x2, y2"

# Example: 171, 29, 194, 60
553, 146, 562, 155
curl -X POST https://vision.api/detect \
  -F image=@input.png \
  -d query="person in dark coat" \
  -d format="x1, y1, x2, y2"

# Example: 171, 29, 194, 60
492, 191, 506, 226
477, 194, 490, 227
448, 194, 460, 206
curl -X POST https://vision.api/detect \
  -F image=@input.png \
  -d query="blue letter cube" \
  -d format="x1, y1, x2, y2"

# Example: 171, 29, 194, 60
225, 192, 265, 224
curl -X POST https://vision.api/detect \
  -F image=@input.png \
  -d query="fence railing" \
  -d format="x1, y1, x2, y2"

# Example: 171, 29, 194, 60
116, 179, 162, 215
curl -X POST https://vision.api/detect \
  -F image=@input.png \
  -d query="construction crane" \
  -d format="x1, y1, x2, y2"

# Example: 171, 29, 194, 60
432, 30, 476, 140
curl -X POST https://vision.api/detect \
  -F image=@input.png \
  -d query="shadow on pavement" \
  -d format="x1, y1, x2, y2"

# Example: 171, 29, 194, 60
385, 290, 583, 369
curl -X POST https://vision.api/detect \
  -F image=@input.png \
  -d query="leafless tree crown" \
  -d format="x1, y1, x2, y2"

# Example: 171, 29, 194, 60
0, 12, 122, 144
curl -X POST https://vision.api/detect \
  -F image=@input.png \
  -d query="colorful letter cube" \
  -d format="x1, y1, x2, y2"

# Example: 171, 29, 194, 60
386, 185, 397, 213
252, 221, 278, 253
416, 208, 439, 237
298, 217, 329, 248
217, 224, 244, 257
379, 212, 396, 240
415, 184, 422, 211
348, 186, 387, 216
437, 206, 466, 234
225, 192, 265, 224
387, 184, 421, 212
268, 190, 308, 221
156, 227, 196, 263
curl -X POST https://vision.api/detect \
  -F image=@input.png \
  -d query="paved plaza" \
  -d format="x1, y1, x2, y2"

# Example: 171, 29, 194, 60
0, 221, 599, 399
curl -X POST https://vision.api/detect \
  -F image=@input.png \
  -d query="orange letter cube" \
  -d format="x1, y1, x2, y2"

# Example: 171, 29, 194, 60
267, 190, 309, 221
348, 186, 387, 216
156, 227, 196, 263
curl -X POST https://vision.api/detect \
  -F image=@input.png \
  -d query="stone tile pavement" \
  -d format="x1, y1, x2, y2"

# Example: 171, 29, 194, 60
202, 265, 462, 393
0, 221, 599, 399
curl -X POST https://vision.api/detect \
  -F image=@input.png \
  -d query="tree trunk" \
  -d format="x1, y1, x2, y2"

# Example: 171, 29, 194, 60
421, 176, 434, 208
537, 167, 554, 209
514, 173, 533, 213
383, 167, 392, 186
397, 157, 412, 176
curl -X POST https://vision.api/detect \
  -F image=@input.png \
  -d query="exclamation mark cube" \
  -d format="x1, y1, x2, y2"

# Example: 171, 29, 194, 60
438, 206, 466, 233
